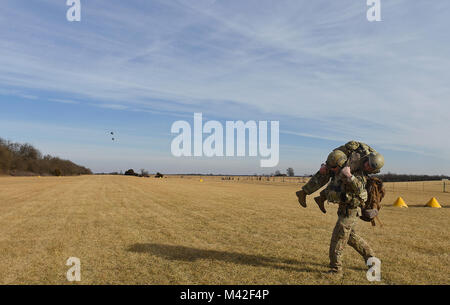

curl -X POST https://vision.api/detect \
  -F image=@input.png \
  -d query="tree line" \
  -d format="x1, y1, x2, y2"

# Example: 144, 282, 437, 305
374, 172, 449, 182
0, 137, 92, 176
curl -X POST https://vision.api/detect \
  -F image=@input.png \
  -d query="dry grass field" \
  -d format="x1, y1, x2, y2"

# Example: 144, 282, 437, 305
0, 175, 448, 285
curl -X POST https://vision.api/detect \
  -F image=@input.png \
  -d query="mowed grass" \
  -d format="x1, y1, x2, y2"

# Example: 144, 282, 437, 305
0, 175, 448, 285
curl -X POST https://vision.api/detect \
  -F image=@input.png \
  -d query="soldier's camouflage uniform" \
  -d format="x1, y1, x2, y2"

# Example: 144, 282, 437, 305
327, 170, 375, 272
302, 141, 377, 196
300, 141, 376, 272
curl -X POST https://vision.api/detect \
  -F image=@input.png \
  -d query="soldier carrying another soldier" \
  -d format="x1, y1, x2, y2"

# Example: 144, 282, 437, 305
295, 141, 385, 276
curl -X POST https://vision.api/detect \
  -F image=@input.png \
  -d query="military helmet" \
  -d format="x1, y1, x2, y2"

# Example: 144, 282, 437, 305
368, 153, 384, 171
326, 150, 347, 168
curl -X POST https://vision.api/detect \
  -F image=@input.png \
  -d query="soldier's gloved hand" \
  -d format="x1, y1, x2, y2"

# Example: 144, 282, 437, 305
341, 166, 352, 178
319, 163, 327, 174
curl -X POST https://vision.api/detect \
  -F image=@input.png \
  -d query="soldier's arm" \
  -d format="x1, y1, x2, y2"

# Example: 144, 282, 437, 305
340, 167, 366, 195
348, 173, 368, 207
346, 174, 366, 195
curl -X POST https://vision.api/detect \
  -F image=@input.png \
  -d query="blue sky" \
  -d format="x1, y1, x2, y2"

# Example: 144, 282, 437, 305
0, 0, 449, 175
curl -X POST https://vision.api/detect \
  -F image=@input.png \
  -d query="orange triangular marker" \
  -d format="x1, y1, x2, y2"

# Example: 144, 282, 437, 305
425, 197, 442, 208
393, 197, 408, 208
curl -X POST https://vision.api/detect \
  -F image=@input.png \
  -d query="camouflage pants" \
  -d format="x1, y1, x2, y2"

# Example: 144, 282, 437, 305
329, 206, 375, 271
302, 170, 330, 194
302, 171, 338, 204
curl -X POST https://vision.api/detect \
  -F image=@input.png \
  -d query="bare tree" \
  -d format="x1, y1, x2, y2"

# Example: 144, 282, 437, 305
287, 168, 295, 177
0, 137, 91, 176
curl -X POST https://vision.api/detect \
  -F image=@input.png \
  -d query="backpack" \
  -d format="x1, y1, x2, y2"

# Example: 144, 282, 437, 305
361, 177, 385, 226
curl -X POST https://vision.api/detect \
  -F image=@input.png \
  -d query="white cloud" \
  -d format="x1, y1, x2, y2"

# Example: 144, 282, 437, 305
48, 98, 79, 104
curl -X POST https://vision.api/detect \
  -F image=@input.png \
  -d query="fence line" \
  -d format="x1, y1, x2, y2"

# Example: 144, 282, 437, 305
173, 175, 449, 193
384, 181, 447, 193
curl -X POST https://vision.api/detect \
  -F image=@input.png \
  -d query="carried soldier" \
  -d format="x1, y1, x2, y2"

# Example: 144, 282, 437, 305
296, 141, 384, 214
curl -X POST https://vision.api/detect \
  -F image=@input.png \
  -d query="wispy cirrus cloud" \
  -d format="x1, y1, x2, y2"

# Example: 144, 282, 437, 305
48, 98, 79, 104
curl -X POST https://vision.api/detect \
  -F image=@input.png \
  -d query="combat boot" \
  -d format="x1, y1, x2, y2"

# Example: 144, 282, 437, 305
323, 269, 343, 280
295, 190, 307, 208
314, 194, 327, 214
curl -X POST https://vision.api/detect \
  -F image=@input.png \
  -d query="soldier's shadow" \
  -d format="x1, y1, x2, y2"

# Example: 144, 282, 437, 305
406, 204, 448, 208
128, 243, 329, 274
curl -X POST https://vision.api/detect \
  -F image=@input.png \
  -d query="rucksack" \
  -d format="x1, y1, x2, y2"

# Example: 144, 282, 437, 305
361, 177, 385, 226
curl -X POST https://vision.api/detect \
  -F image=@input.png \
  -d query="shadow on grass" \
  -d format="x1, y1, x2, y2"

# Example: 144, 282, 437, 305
128, 243, 331, 274
405, 205, 429, 208
403, 205, 447, 208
